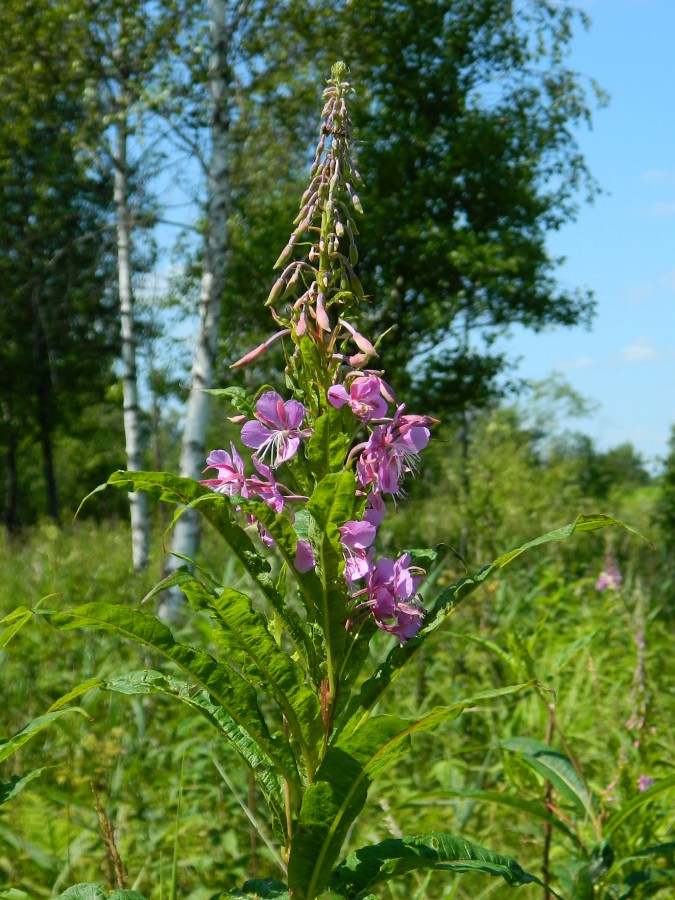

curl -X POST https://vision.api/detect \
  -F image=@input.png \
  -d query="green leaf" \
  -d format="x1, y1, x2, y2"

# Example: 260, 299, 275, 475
616, 867, 675, 899
395, 788, 581, 846
339, 514, 641, 739
216, 879, 290, 898
107, 471, 317, 678
0, 707, 88, 764
306, 471, 356, 692
175, 573, 324, 780
306, 405, 352, 480
0, 607, 33, 649
329, 832, 558, 898
98, 669, 288, 840
32, 603, 300, 788
201, 386, 258, 418
500, 737, 598, 823
605, 773, 675, 837
0, 891, 30, 899
54, 887, 147, 900
0, 767, 48, 807
289, 683, 534, 899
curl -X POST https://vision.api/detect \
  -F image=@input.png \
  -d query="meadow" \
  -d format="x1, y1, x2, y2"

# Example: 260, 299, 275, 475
1, 408, 672, 899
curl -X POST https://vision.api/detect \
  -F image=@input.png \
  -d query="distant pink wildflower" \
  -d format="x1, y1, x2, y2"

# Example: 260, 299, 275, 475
638, 774, 654, 792
595, 556, 622, 591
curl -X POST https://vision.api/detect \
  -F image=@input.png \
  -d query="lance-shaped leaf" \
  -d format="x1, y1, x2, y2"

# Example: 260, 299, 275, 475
0, 768, 49, 807
202, 386, 258, 419
500, 737, 599, 825
392, 788, 581, 846
306, 405, 353, 481
104, 471, 316, 675
329, 832, 559, 898
288, 683, 534, 899
175, 573, 324, 781
50, 669, 289, 843
54, 887, 146, 900
30, 603, 300, 787
338, 514, 648, 739
217, 879, 291, 899
0, 708, 88, 764
306, 471, 356, 693
108, 669, 288, 841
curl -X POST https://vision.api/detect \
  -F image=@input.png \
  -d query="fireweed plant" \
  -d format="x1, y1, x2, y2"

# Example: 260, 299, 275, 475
0, 64, 654, 899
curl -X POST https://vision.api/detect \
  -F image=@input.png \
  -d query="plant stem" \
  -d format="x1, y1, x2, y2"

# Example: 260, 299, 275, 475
542, 705, 554, 900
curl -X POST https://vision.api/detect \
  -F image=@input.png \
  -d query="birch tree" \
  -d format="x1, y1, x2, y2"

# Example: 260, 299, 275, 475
168, 0, 297, 576
75, 0, 187, 569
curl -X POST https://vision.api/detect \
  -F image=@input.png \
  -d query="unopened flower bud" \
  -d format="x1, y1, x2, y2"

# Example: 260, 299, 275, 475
274, 239, 296, 270
316, 293, 331, 332
265, 277, 285, 307
351, 192, 364, 214
229, 342, 268, 369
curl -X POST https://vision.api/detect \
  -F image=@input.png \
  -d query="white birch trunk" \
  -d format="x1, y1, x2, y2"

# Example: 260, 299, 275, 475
115, 105, 150, 571
165, 0, 230, 597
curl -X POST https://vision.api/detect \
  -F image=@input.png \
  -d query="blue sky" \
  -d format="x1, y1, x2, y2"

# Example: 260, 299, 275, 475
505, 0, 674, 469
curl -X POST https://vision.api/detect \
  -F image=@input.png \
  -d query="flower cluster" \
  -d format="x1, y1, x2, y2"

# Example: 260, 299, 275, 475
200, 64, 436, 643
202, 379, 434, 642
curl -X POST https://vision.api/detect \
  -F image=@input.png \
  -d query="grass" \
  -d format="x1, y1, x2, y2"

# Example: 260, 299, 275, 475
0, 498, 673, 898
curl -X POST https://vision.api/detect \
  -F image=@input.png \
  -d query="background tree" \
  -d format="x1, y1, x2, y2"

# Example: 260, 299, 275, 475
654, 424, 675, 548
218, 0, 602, 420
73, 0, 193, 569
0, 0, 118, 531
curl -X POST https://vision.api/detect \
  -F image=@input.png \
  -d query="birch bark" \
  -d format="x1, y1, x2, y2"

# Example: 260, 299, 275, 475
115, 102, 150, 571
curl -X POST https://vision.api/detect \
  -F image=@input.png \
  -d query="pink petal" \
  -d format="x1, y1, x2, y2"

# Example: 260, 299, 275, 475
340, 520, 377, 549
241, 420, 272, 450
255, 391, 286, 428
284, 399, 307, 430
275, 434, 301, 465
327, 385, 350, 409
295, 540, 316, 573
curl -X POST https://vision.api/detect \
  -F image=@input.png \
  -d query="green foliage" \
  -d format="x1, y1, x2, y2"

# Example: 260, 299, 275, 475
329, 833, 554, 898
1, 60, 672, 900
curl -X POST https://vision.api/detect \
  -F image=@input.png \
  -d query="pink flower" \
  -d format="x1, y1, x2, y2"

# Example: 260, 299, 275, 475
357, 409, 431, 495
340, 519, 377, 584
364, 492, 387, 527
638, 775, 654, 792
295, 539, 316, 573
241, 391, 312, 467
246, 458, 285, 515
595, 556, 622, 591
356, 553, 425, 642
201, 444, 248, 497
328, 375, 391, 422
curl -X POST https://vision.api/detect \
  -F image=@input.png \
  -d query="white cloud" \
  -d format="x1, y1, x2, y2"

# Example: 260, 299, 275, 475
560, 356, 595, 370
634, 202, 675, 217
640, 169, 675, 184
659, 269, 675, 291
619, 337, 660, 363
624, 283, 653, 303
